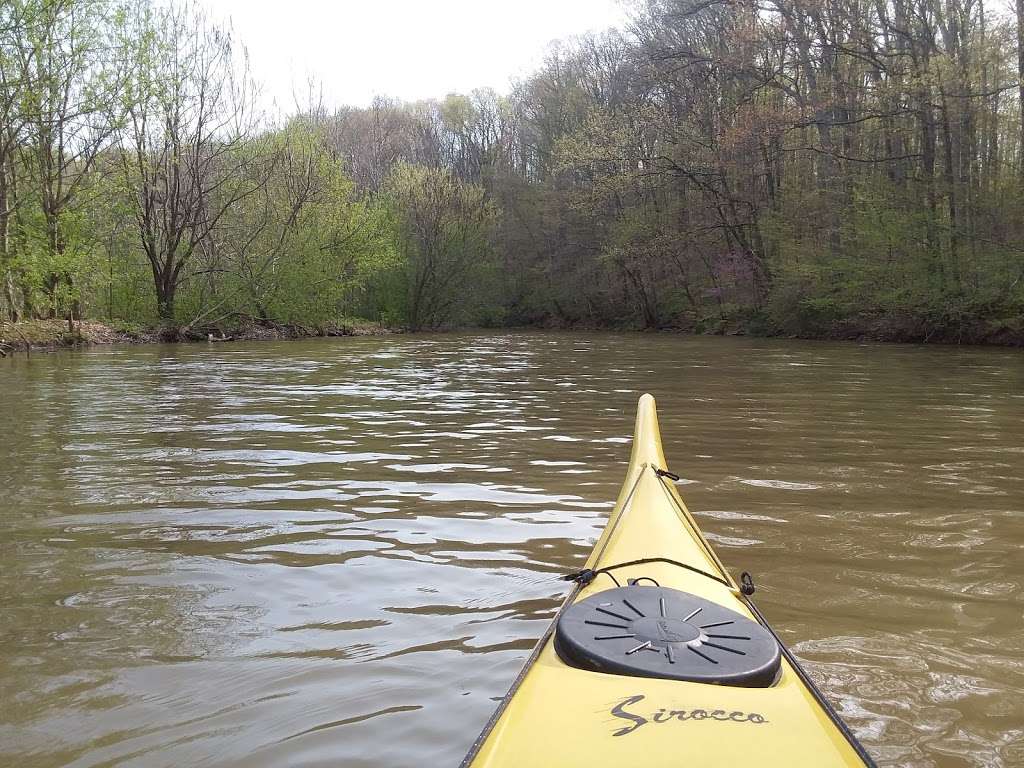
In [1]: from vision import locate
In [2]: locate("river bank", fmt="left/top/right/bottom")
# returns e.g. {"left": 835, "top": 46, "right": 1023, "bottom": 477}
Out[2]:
{"left": 692, "top": 310, "right": 1024, "bottom": 347}
{"left": 0, "top": 318, "right": 397, "bottom": 356}
{"left": 534, "top": 311, "right": 1024, "bottom": 347}
{"left": 3, "top": 310, "right": 1023, "bottom": 357}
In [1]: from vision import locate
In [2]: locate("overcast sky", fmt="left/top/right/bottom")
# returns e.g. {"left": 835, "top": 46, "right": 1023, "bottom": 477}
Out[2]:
{"left": 199, "top": 0, "right": 629, "bottom": 111}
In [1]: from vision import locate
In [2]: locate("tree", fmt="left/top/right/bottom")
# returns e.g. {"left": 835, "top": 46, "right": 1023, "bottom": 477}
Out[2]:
{"left": 385, "top": 163, "right": 496, "bottom": 330}
{"left": 116, "top": 1, "right": 264, "bottom": 329}
{"left": 14, "top": 0, "right": 123, "bottom": 323}
{"left": 212, "top": 118, "right": 392, "bottom": 328}
{"left": 0, "top": 2, "right": 28, "bottom": 320}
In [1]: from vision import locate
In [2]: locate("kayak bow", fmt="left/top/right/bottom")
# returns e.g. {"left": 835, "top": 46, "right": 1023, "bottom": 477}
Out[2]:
{"left": 461, "top": 393, "right": 874, "bottom": 767}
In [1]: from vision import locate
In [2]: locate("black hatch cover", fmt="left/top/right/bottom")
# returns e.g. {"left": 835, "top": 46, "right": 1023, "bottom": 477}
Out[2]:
{"left": 554, "top": 585, "right": 781, "bottom": 687}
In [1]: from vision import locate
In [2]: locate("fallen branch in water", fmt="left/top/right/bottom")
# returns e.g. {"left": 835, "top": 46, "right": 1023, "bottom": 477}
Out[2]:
{"left": 0, "top": 323, "right": 31, "bottom": 357}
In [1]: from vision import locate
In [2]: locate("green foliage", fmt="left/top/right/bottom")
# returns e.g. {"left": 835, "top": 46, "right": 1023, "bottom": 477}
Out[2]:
{"left": 183, "top": 122, "right": 397, "bottom": 329}
{"left": 2, "top": 0, "right": 1022, "bottom": 345}
{"left": 381, "top": 163, "right": 499, "bottom": 330}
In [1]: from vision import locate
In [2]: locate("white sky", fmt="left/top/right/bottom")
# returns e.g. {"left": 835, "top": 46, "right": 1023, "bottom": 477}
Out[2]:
{"left": 199, "top": 0, "right": 630, "bottom": 111}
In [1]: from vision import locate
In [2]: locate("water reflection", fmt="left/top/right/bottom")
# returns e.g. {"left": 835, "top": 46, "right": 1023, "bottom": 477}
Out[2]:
{"left": 1, "top": 333, "right": 1022, "bottom": 767}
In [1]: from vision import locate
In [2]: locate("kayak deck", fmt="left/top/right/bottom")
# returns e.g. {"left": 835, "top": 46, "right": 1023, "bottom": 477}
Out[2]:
{"left": 462, "top": 394, "right": 872, "bottom": 767}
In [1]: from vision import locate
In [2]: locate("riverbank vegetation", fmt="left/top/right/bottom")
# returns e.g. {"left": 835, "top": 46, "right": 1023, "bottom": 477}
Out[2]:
{"left": 1, "top": 0, "right": 1022, "bottom": 345}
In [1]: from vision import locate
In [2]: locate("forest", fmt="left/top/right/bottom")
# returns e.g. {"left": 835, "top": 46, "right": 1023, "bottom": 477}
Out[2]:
{"left": 1, "top": 0, "right": 1023, "bottom": 343}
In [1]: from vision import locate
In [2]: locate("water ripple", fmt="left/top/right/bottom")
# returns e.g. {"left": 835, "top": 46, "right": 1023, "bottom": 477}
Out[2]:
{"left": 1, "top": 333, "right": 1022, "bottom": 767}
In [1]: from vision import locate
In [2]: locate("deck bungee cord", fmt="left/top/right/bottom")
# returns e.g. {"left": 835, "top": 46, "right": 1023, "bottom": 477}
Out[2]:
{"left": 561, "top": 556, "right": 736, "bottom": 591}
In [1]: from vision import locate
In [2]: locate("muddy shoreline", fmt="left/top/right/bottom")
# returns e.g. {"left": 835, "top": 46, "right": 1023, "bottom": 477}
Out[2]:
{"left": 0, "top": 319, "right": 398, "bottom": 356}
{"left": 2, "top": 314, "right": 1022, "bottom": 357}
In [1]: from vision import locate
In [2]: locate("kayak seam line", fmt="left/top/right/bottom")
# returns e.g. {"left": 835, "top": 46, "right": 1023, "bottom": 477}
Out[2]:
{"left": 587, "top": 464, "right": 648, "bottom": 569}
{"left": 459, "top": 466, "right": 646, "bottom": 767}
{"left": 457, "top": 579, "right": 582, "bottom": 768}
{"left": 653, "top": 467, "right": 735, "bottom": 587}
{"left": 653, "top": 468, "right": 874, "bottom": 763}
{"left": 740, "top": 595, "right": 878, "bottom": 767}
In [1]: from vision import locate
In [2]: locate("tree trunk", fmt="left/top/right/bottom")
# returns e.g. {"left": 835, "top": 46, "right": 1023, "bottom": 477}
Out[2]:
{"left": 939, "top": 89, "right": 959, "bottom": 285}
{"left": 1018, "top": 0, "right": 1024, "bottom": 180}
{"left": 157, "top": 268, "right": 177, "bottom": 326}
{"left": 43, "top": 214, "right": 62, "bottom": 317}
{"left": 0, "top": 159, "right": 13, "bottom": 322}
{"left": 920, "top": 94, "right": 940, "bottom": 278}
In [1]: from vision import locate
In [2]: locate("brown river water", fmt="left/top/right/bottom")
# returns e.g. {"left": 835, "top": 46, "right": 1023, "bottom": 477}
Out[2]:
{"left": 1, "top": 332, "right": 1022, "bottom": 767}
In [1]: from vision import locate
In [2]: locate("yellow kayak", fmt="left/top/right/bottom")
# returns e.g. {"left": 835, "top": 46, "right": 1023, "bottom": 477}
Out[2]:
{"left": 461, "top": 394, "right": 874, "bottom": 767}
